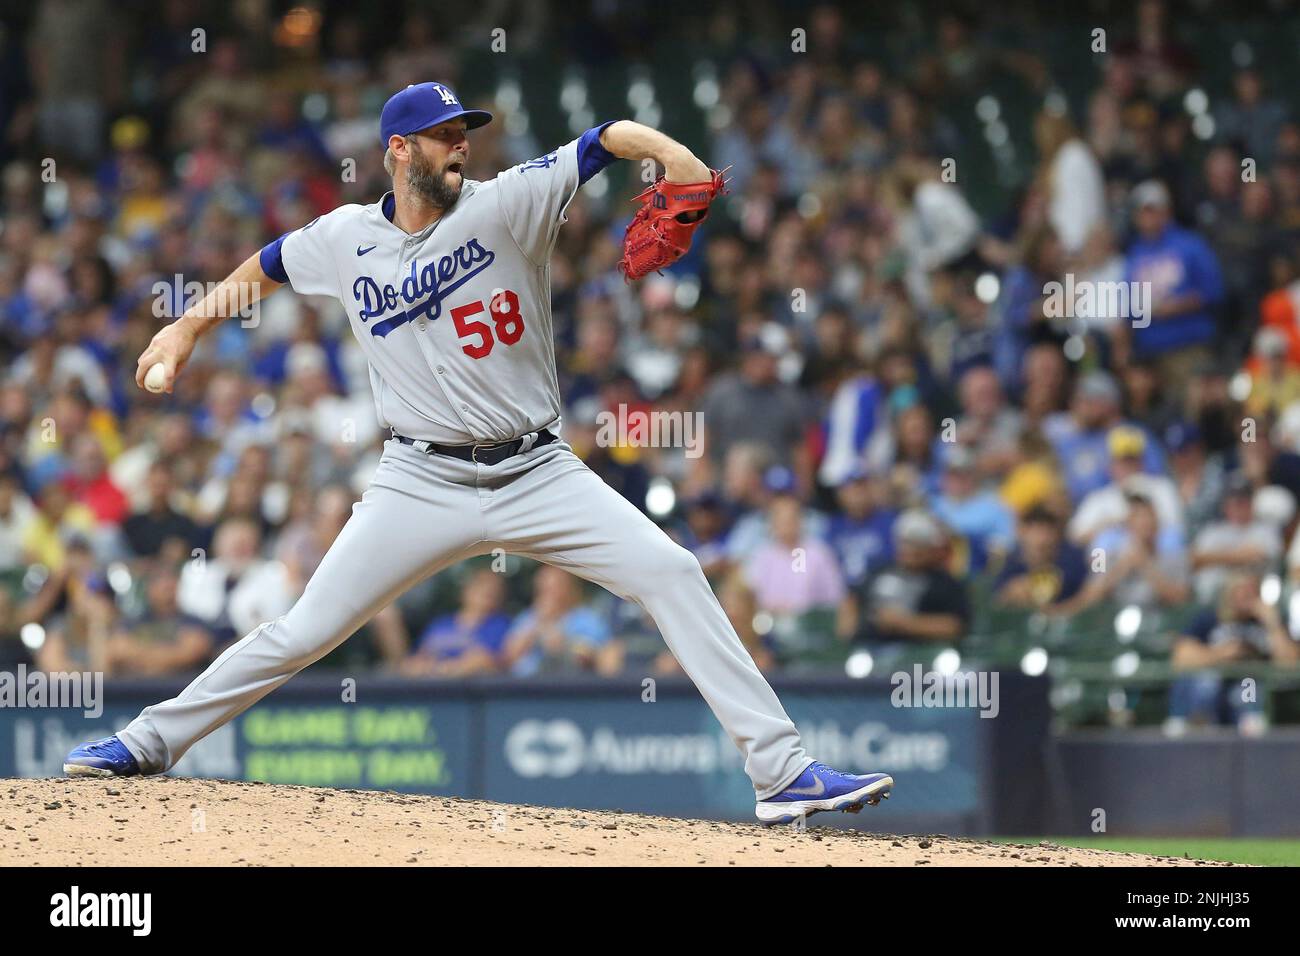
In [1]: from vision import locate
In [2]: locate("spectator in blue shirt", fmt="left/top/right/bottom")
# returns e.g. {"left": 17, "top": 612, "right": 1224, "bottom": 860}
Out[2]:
{"left": 994, "top": 224, "right": 1067, "bottom": 395}
{"left": 1043, "top": 370, "right": 1165, "bottom": 502}
{"left": 825, "top": 467, "right": 896, "bottom": 589}
{"left": 929, "top": 444, "right": 1015, "bottom": 575}
{"left": 403, "top": 568, "right": 511, "bottom": 677}
{"left": 671, "top": 490, "right": 733, "bottom": 581}
{"left": 1123, "top": 179, "right": 1225, "bottom": 375}
{"left": 501, "top": 566, "right": 622, "bottom": 677}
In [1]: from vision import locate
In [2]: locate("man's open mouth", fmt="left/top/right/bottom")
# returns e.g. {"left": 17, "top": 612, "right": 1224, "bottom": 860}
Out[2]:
{"left": 447, "top": 160, "right": 464, "bottom": 175}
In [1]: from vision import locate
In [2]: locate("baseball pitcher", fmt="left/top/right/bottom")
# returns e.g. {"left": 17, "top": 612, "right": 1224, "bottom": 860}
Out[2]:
{"left": 64, "top": 82, "right": 892, "bottom": 824}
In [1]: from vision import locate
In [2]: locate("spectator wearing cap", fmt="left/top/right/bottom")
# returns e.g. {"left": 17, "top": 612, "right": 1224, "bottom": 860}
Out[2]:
{"left": 725, "top": 463, "right": 828, "bottom": 563}
{"left": 855, "top": 509, "right": 969, "bottom": 646}
{"left": 929, "top": 444, "right": 1015, "bottom": 575}
{"left": 1058, "top": 493, "right": 1190, "bottom": 615}
{"left": 1044, "top": 370, "right": 1164, "bottom": 503}
{"left": 1244, "top": 327, "right": 1300, "bottom": 420}
{"left": 1190, "top": 473, "right": 1282, "bottom": 604}
{"left": 1169, "top": 571, "right": 1299, "bottom": 733}
{"left": 562, "top": 396, "right": 652, "bottom": 513}
{"left": 1119, "top": 179, "right": 1224, "bottom": 381}
{"left": 1068, "top": 425, "right": 1184, "bottom": 547}
{"left": 993, "top": 505, "right": 1089, "bottom": 609}
{"left": 824, "top": 468, "right": 897, "bottom": 589}
{"left": 671, "top": 490, "right": 733, "bottom": 581}
{"left": 699, "top": 325, "right": 809, "bottom": 471}
{"left": 1164, "top": 420, "right": 1226, "bottom": 538}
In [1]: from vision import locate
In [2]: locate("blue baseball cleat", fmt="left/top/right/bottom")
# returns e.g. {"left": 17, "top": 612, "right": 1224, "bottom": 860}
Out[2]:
{"left": 756, "top": 763, "right": 893, "bottom": 825}
{"left": 63, "top": 735, "right": 141, "bottom": 778}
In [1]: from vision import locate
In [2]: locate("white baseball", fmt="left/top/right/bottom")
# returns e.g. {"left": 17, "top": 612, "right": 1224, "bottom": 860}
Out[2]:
{"left": 144, "top": 363, "right": 168, "bottom": 394}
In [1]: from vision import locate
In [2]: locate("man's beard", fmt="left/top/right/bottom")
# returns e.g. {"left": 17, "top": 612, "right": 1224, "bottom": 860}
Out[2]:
{"left": 406, "top": 146, "right": 463, "bottom": 210}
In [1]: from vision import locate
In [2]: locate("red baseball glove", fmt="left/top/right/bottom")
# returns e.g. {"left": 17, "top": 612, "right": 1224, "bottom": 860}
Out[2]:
{"left": 617, "top": 167, "right": 729, "bottom": 281}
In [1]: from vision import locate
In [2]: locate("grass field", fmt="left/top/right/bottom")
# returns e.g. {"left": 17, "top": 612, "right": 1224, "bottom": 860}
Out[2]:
{"left": 998, "top": 837, "right": 1300, "bottom": 867}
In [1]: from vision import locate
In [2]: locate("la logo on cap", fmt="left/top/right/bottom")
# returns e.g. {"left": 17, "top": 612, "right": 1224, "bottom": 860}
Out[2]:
{"left": 434, "top": 84, "right": 459, "bottom": 106}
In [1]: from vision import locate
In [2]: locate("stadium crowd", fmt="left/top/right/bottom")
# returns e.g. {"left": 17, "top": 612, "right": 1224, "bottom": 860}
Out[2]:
{"left": 2, "top": 1, "right": 1299, "bottom": 729}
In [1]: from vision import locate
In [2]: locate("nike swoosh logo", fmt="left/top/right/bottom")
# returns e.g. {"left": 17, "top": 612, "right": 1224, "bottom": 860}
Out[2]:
{"left": 357, "top": 245, "right": 377, "bottom": 256}
{"left": 783, "top": 777, "right": 827, "bottom": 797}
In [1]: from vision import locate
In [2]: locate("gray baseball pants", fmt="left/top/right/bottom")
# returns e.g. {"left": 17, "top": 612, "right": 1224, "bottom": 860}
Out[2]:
{"left": 118, "top": 437, "right": 812, "bottom": 797}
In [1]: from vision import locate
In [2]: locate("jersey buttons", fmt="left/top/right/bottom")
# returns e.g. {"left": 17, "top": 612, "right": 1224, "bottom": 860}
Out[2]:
{"left": 436, "top": 365, "right": 445, "bottom": 374}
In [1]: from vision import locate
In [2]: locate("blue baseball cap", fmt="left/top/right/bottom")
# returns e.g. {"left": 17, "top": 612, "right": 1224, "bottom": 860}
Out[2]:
{"left": 379, "top": 82, "right": 493, "bottom": 148}
{"left": 1163, "top": 420, "right": 1202, "bottom": 453}
{"left": 763, "top": 465, "right": 797, "bottom": 496}
{"left": 837, "top": 464, "right": 873, "bottom": 487}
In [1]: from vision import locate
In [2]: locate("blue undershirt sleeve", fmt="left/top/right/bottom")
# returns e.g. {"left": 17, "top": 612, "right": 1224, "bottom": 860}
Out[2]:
{"left": 259, "top": 233, "right": 291, "bottom": 284}
{"left": 576, "top": 121, "right": 620, "bottom": 185}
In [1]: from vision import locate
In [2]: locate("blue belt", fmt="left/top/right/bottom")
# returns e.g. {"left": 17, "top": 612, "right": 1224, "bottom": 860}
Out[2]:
{"left": 393, "top": 428, "right": 557, "bottom": 466}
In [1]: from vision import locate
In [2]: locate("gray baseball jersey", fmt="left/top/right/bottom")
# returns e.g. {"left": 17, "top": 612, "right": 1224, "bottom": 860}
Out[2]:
{"left": 276, "top": 142, "right": 582, "bottom": 444}
{"left": 115, "top": 132, "right": 816, "bottom": 803}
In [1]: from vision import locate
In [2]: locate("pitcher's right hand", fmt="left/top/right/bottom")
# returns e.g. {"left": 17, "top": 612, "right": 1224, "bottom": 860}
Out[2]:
{"left": 135, "top": 319, "right": 199, "bottom": 394}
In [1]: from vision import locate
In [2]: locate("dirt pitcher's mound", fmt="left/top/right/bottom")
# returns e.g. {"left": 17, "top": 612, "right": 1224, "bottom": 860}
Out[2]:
{"left": 2, "top": 777, "right": 1227, "bottom": 867}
